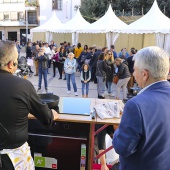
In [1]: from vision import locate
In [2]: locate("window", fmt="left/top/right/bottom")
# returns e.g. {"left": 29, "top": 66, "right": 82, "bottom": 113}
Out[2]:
{"left": 10, "top": 12, "right": 17, "bottom": 20}
{"left": 11, "top": 0, "right": 17, "bottom": 2}
{"left": 3, "top": 0, "right": 10, "bottom": 3}
{"left": 0, "top": 12, "right": 3, "bottom": 20}
{"left": 52, "top": 0, "right": 62, "bottom": 10}
{"left": 28, "top": 11, "right": 37, "bottom": 24}
{"left": 18, "top": 12, "right": 24, "bottom": 21}
{"left": 4, "top": 12, "right": 9, "bottom": 20}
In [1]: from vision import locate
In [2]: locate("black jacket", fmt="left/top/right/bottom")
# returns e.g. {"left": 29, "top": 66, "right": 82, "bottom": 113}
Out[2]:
{"left": 117, "top": 61, "right": 131, "bottom": 79}
{"left": 0, "top": 70, "right": 53, "bottom": 150}
{"left": 106, "top": 61, "right": 115, "bottom": 82}
{"left": 26, "top": 46, "right": 32, "bottom": 58}
{"left": 90, "top": 50, "right": 102, "bottom": 68}
{"left": 35, "top": 53, "right": 49, "bottom": 69}
{"left": 127, "top": 55, "right": 134, "bottom": 74}
{"left": 96, "top": 60, "right": 111, "bottom": 78}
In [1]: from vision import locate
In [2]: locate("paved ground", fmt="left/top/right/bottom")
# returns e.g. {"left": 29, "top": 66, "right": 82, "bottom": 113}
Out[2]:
{"left": 20, "top": 51, "right": 122, "bottom": 99}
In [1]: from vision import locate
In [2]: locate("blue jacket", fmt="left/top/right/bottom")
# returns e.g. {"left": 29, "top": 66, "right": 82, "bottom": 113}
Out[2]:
{"left": 113, "top": 81, "right": 170, "bottom": 170}
{"left": 64, "top": 58, "right": 76, "bottom": 74}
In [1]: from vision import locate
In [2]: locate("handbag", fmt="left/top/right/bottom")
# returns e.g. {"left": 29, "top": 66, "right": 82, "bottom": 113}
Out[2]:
{"left": 113, "top": 75, "right": 119, "bottom": 84}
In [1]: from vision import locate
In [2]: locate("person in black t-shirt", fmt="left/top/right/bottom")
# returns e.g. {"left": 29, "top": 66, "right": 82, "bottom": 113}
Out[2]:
{"left": 0, "top": 40, "right": 58, "bottom": 169}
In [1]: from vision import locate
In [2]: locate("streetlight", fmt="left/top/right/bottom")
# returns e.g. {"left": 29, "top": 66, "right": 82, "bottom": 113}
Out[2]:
{"left": 25, "top": 6, "right": 36, "bottom": 43}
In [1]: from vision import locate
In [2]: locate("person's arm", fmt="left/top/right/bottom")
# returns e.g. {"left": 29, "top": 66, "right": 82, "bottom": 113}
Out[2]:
{"left": 42, "top": 54, "right": 49, "bottom": 61}
{"left": 64, "top": 59, "right": 68, "bottom": 70}
{"left": 80, "top": 71, "right": 84, "bottom": 81}
{"left": 103, "top": 61, "right": 111, "bottom": 73}
{"left": 113, "top": 99, "right": 143, "bottom": 157}
{"left": 27, "top": 82, "right": 58, "bottom": 126}
{"left": 117, "top": 63, "right": 124, "bottom": 77}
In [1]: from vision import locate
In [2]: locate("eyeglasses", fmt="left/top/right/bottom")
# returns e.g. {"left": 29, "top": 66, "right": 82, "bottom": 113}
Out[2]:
{"left": 13, "top": 62, "right": 18, "bottom": 67}
{"left": 0, "top": 61, "right": 18, "bottom": 67}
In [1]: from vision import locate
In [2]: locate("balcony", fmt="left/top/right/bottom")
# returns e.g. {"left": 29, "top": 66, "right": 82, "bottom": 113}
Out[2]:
{"left": 25, "top": 0, "right": 38, "bottom": 7}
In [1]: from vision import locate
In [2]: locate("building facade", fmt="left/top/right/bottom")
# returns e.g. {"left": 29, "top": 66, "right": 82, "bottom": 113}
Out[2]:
{"left": 39, "top": 0, "right": 81, "bottom": 25}
{"left": 0, "top": 0, "right": 39, "bottom": 44}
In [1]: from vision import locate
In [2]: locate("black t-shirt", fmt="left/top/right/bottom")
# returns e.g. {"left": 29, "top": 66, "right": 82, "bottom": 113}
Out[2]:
{"left": 0, "top": 70, "right": 53, "bottom": 150}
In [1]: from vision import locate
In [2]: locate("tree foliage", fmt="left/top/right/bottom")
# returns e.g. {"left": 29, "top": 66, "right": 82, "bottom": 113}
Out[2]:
{"left": 80, "top": 0, "right": 170, "bottom": 23}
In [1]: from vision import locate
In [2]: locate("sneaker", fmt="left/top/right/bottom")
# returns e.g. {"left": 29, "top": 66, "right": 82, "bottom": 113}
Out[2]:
{"left": 67, "top": 90, "right": 71, "bottom": 94}
{"left": 109, "top": 93, "right": 115, "bottom": 97}
{"left": 75, "top": 92, "right": 78, "bottom": 96}
{"left": 37, "top": 87, "right": 41, "bottom": 92}
{"left": 98, "top": 95, "right": 105, "bottom": 99}
{"left": 58, "top": 77, "right": 62, "bottom": 79}
{"left": 45, "top": 88, "right": 48, "bottom": 93}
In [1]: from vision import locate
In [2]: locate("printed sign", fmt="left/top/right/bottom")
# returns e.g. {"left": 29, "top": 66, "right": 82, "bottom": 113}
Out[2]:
{"left": 80, "top": 144, "right": 86, "bottom": 170}
{"left": 34, "top": 154, "right": 57, "bottom": 169}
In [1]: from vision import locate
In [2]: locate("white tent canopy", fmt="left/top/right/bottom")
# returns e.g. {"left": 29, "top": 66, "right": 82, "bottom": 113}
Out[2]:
{"left": 114, "top": 0, "right": 170, "bottom": 34}
{"left": 77, "top": 5, "right": 127, "bottom": 34}
{"left": 51, "top": 9, "right": 90, "bottom": 33}
{"left": 51, "top": 9, "right": 90, "bottom": 45}
{"left": 30, "top": 11, "right": 63, "bottom": 33}
{"left": 112, "top": 0, "right": 170, "bottom": 54}
{"left": 30, "top": 11, "right": 64, "bottom": 43}
{"left": 76, "top": 5, "right": 127, "bottom": 48}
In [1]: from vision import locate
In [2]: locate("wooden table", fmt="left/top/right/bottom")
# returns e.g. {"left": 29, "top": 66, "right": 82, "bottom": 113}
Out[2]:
{"left": 28, "top": 98, "right": 121, "bottom": 170}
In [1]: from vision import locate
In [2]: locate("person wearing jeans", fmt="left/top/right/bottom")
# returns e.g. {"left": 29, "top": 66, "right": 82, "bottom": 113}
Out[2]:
{"left": 114, "top": 58, "right": 131, "bottom": 100}
{"left": 35, "top": 47, "right": 49, "bottom": 93}
{"left": 80, "top": 63, "right": 91, "bottom": 98}
{"left": 96, "top": 53, "right": 111, "bottom": 99}
{"left": 64, "top": 52, "right": 78, "bottom": 96}
{"left": 106, "top": 50, "right": 115, "bottom": 97}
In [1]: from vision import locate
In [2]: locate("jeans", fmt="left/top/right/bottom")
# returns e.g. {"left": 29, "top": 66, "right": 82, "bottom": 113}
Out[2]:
{"left": 96, "top": 76, "right": 105, "bottom": 96}
{"left": 107, "top": 81, "right": 113, "bottom": 94}
{"left": 116, "top": 77, "right": 130, "bottom": 99}
{"left": 82, "top": 82, "right": 89, "bottom": 95}
{"left": 66, "top": 73, "right": 77, "bottom": 92}
{"left": 38, "top": 68, "right": 48, "bottom": 89}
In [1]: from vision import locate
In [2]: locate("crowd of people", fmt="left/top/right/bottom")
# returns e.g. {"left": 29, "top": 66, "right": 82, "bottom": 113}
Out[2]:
{"left": 1, "top": 40, "right": 170, "bottom": 170}
{"left": 21, "top": 40, "right": 137, "bottom": 100}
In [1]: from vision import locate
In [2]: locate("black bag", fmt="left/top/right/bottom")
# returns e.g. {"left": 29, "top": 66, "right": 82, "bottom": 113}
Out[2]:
{"left": 110, "top": 162, "right": 120, "bottom": 170}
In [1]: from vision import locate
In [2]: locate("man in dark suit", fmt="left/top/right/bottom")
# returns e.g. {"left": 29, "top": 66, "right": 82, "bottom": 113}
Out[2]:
{"left": 113, "top": 46, "right": 170, "bottom": 170}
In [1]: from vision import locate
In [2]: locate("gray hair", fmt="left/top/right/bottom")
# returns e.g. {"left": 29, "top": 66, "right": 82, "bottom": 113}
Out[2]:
{"left": 0, "top": 40, "right": 17, "bottom": 67}
{"left": 68, "top": 52, "right": 74, "bottom": 57}
{"left": 133, "top": 46, "right": 169, "bottom": 79}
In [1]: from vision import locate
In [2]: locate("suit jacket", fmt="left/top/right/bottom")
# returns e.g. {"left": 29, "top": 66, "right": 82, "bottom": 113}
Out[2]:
{"left": 113, "top": 81, "right": 170, "bottom": 170}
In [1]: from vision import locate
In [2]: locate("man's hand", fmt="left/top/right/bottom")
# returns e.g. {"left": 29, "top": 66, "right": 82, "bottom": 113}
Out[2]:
{"left": 113, "top": 124, "right": 119, "bottom": 130}
{"left": 51, "top": 109, "right": 59, "bottom": 120}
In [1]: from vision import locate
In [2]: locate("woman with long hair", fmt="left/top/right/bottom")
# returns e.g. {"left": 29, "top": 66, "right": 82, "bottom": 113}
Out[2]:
{"left": 105, "top": 50, "right": 115, "bottom": 97}
{"left": 96, "top": 53, "right": 111, "bottom": 99}
{"left": 58, "top": 46, "right": 67, "bottom": 79}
